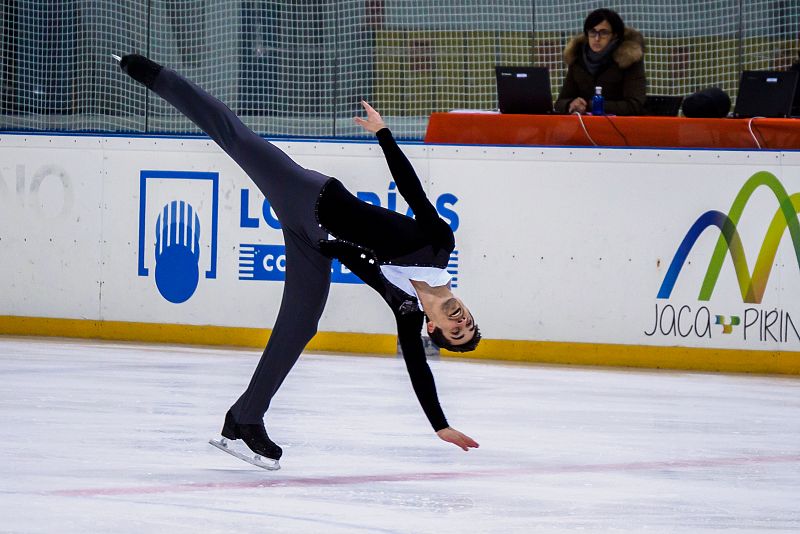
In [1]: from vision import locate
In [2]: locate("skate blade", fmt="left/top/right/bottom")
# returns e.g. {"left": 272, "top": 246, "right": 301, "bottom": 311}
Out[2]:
{"left": 209, "top": 437, "right": 280, "bottom": 471}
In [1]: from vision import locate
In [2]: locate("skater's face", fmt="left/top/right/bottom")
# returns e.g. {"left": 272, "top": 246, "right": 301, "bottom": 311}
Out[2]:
{"left": 427, "top": 297, "right": 476, "bottom": 346}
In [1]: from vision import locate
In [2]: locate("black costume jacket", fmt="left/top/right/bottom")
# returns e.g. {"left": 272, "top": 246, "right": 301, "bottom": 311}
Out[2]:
{"left": 316, "top": 128, "right": 454, "bottom": 431}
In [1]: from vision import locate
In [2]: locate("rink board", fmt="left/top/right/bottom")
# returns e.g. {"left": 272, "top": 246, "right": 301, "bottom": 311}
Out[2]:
{"left": 0, "top": 133, "right": 799, "bottom": 374}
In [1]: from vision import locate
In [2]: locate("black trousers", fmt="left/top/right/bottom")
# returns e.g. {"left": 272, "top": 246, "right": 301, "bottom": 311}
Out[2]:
{"left": 150, "top": 68, "right": 332, "bottom": 424}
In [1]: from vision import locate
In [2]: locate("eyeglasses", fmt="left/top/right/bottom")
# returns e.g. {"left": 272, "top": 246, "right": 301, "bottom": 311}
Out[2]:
{"left": 588, "top": 29, "right": 612, "bottom": 39}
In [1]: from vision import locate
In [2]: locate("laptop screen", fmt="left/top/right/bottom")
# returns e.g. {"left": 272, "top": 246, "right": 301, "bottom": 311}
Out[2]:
{"left": 734, "top": 70, "right": 799, "bottom": 118}
{"left": 495, "top": 66, "right": 553, "bottom": 114}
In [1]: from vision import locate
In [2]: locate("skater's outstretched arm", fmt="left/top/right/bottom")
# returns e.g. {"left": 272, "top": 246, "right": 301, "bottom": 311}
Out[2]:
{"left": 354, "top": 102, "right": 442, "bottom": 226}
{"left": 354, "top": 101, "right": 454, "bottom": 251}
{"left": 395, "top": 312, "right": 449, "bottom": 431}
{"left": 396, "top": 312, "right": 479, "bottom": 451}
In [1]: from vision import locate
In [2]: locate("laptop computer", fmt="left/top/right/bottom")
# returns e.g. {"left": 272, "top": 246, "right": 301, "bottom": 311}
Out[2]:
{"left": 495, "top": 66, "right": 553, "bottom": 114}
{"left": 792, "top": 67, "right": 800, "bottom": 117}
{"left": 733, "top": 70, "right": 799, "bottom": 118}
{"left": 644, "top": 95, "right": 684, "bottom": 116}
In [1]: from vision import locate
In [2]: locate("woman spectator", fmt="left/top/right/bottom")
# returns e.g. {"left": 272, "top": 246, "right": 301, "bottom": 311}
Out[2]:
{"left": 555, "top": 8, "right": 646, "bottom": 115}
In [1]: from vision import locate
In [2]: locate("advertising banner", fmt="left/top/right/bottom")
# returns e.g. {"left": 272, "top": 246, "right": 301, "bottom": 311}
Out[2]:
{"left": 1, "top": 134, "right": 798, "bottom": 361}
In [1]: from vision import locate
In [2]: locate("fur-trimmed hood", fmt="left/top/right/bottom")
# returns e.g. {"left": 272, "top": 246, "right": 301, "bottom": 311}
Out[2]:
{"left": 563, "top": 27, "right": 644, "bottom": 69}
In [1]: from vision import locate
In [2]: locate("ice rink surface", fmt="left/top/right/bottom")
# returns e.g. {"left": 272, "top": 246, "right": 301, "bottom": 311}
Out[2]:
{"left": 1, "top": 336, "right": 798, "bottom": 533}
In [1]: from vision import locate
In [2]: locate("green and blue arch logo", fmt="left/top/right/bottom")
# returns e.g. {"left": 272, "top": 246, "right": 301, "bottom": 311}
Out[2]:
{"left": 657, "top": 171, "right": 800, "bottom": 304}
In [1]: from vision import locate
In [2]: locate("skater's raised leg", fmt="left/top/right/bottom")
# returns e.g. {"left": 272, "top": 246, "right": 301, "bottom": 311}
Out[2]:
{"left": 118, "top": 54, "right": 328, "bottom": 232}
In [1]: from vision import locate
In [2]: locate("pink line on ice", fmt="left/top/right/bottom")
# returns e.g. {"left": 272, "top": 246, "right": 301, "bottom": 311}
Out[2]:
{"left": 48, "top": 454, "right": 800, "bottom": 498}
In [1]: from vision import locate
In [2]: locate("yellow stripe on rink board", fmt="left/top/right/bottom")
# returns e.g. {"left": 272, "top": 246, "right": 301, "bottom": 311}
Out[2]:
{"left": 0, "top": 315, "right": 798, "bottom": 375}
{"left": 448, "top": 339, "right": 800, "bottom": 375}
{"left": 0, "top": 315, "right": 397, "bottom": 355}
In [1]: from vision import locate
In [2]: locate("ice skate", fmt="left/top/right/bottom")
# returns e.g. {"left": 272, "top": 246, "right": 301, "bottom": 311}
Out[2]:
{"left": 116, "top": 53, "right": 163, "bottom": 89}
{"left": 209, "top": 411, "right": 282, "bottom": 470}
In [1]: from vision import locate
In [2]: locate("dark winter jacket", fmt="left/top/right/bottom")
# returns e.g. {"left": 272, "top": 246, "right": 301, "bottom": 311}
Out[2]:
{"left": 554, "top": 27, "right": 647, "bottom": 116}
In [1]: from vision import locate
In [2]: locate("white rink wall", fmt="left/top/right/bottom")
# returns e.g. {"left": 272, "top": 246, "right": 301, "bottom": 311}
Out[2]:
{"left": 1, "top": 133, "right": 799, "bottom": 364}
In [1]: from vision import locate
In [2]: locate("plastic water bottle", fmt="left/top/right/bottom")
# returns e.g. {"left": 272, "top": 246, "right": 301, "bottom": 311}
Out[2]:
{"left": 592, "top": 86, "right": 605, "bottom": 115}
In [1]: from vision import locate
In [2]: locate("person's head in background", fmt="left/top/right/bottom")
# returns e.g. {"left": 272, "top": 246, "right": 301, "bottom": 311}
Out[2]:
{"left": 583, "top": 8, "right": 625, "bottom": 54}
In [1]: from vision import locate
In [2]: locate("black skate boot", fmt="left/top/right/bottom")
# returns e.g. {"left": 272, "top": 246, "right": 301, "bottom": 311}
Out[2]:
{"left": 118, "top": 54, "right": 163, "bottom": 89}
{"left": 209, "top": 410, "right": 282, "bottom": 470}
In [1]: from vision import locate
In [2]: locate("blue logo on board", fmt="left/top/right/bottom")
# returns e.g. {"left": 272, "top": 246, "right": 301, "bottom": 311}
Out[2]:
{"left": 137, "top": 174, "right": 460, "bottom": 303}
{"left": 138, "top": 170, "right": 219, "bottom": 303}
{"left": 238, "top": 243, "right": 364, "bottom": 284}
{"left": 238, "top": 182, "right": 460, "bottom": 287}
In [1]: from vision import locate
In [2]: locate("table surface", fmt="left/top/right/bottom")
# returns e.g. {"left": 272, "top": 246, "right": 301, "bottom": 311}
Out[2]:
{"left": 424, "top": 112, "right": 800, "bottom": 150}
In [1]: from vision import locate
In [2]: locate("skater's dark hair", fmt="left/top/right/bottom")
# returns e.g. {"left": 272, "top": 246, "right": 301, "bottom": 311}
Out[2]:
{"left": 427, "top": 321, "right": 482, "bottom": 353}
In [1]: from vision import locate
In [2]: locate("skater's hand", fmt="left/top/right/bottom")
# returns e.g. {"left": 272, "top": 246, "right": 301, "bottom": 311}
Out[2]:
{"left": 436, "top": 427, "right": 479, "bottom": 451}
{"left": 354, "top": 100, "right": 386, "bottom": 133}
